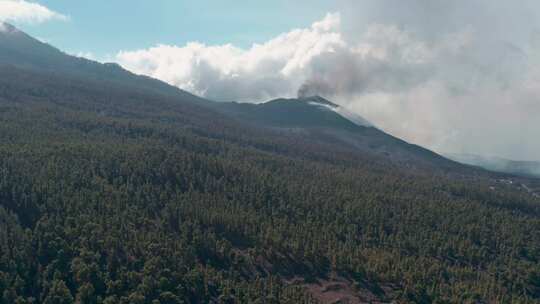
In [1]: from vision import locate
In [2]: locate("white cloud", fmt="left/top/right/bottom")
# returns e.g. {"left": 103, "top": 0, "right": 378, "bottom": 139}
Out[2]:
{"left": 72, "top": 51, "right": 96, "bottom": 61}
{"left": 0, "top": 0, "right": 67, "bottom": 25}
{"left": 116, "top": 13, "right": 344, "bottom": 101}
{"left": 114, "top": 13, "right": 441, "bottom": 103}
{"left": 115, "top": 4, "right": 540, "bottom": 161}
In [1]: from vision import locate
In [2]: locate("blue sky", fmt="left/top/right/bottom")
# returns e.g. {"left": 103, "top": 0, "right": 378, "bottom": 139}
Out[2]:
{"left": 15, "top": 0, "right": 350, "bottom": 58}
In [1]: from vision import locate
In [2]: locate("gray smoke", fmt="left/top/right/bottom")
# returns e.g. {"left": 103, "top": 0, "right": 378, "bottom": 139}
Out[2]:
{"left": 297, "top": 77, "right": 336, "bottom": 98}
{"left": 294, "top": 0, "right": 540, "bottom": 161}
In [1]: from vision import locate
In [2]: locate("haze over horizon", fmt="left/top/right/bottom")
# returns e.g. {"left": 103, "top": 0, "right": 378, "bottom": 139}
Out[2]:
{"left": 2, "top": 0, "right": 539, "bottom": 161}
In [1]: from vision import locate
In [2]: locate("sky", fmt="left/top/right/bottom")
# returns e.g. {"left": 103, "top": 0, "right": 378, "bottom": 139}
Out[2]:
{"left": 4, "top": 0, "right": 349, "bottom": 59}
{"left": 2, "top": 0, "right": 540, "bottom": 161}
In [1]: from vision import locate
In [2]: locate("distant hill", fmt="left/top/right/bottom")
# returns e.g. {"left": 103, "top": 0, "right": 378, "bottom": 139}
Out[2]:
{"left": 446, "top": 153, "right": 540, "bottom": 178}
{"left": 0, "top": 22, "right": 470, "bottom": 172}
{"left": 213, "top": 96, "right": 371, "bottom": 130}
{"left": 211, "top": 95, "right": 461, "bottom": 170}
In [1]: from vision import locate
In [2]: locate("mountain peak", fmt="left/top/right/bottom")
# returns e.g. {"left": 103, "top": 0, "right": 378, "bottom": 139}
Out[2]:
{"left": 0, "top": 22, "right": 20, "bottom": 34}
{"left": 298, "top": 95, "right": 338, "bottom": 107}
{"left": 0, "top": 21, "right": 46, "bottom": 47}
{"left": 297, "top": 96, "right": 373, "bottom": 128}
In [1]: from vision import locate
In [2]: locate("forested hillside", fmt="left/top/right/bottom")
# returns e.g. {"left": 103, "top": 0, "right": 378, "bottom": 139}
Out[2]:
{"left": 1, "top": 25, "right": 540, "bottom": 303}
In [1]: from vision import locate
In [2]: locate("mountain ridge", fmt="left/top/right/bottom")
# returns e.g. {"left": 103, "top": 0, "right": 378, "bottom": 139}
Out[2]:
{"left": 209, "top": 95, "right": 463, "bottom": 170}
{"left": 0, "top": 23, "right": 474, "bottom": 171}
{"left": 0, "top": 22, "right": 208, "bottom": 103}
{"left": 0, "top": 23, "right": 479, "bottom": 172}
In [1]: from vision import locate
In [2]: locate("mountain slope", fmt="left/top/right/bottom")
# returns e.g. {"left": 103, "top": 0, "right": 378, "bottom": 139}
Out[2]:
{"left": 212, "top": 95, "right": 461, "bottom": 170}
{"left": 0, "top": 22, "right": 205, "bottom": 101}
{"left": 213, "top": 96, "right": 370, "bottom": 130}
{"left": 1, "top": 25, "right": 540, "bottom": 303}
{"left": 0, "top": 22, "right": 470, "bottom": 171}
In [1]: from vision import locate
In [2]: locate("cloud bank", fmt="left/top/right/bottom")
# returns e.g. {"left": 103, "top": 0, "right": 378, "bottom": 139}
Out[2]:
{"left": 0, "top": 0, "right": 67, "bottom": 25}
{"left": 116, "top": 1, "right": 540, "bottom": 161}
{"left": 117, "top": 13, "right": 343, "bottom": 101}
